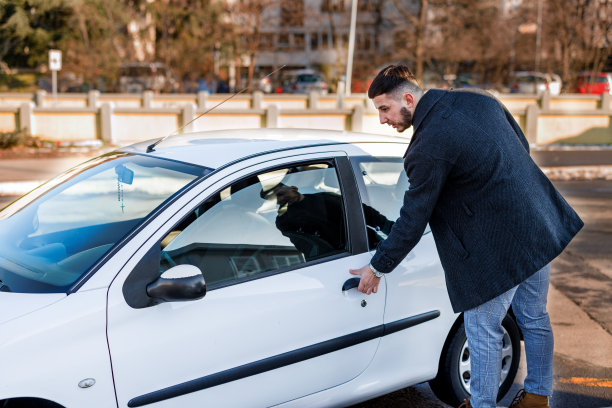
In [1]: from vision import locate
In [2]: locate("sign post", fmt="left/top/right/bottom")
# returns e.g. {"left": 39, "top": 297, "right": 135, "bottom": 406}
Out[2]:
{"left": 345, "top": 0, "right": 358, "bottom": 96}
{"left": 49, "top": 50, "right": 62, "bottom": 105}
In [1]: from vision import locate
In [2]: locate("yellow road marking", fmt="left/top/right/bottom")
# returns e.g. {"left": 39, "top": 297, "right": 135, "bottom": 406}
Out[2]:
{"left": 559, "top": 377, "right": 612, "bottom": 387}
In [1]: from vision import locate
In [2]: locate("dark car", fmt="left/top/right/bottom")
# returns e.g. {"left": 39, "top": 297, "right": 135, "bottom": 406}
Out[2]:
{"left": 118, "top": 62, "right": 178, "bottom": 93}
{"left": 281, "top": 70, "right": 328, "bottom": 94}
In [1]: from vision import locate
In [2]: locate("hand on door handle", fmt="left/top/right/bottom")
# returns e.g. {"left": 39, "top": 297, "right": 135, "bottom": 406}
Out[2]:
{"left": 342, "top": 277, "right": 361, "bottom": 291}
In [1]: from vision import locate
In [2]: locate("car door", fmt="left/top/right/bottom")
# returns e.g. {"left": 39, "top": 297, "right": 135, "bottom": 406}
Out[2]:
{"left": 346, "top": 142, "right": 456, "bottom": 384}
{"left": 106, "top": 151, "right": 386, "bottom": 407}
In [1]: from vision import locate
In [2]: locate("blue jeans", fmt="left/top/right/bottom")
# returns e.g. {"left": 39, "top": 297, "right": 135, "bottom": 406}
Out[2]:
{"left": 464, "top": 264, "right": 553, "bottom": 408}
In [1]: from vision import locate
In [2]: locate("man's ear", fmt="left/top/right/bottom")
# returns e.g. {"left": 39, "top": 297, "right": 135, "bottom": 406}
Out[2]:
{"left": 402, "top": 92, "right": 415, "bottom": 108}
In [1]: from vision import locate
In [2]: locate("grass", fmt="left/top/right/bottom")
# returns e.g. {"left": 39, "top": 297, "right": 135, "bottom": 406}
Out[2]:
{"left": 0, "top": 73, "right": 40, "bottom": 92}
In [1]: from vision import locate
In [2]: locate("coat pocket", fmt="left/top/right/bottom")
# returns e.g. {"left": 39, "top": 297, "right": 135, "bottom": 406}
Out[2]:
{"left": 439, "top": 222, "right": 469, "bottom": 260}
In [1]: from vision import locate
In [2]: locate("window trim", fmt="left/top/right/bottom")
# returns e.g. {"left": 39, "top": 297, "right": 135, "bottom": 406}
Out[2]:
{"left": 349, "top": 156, "right": 407, "bottom": 251}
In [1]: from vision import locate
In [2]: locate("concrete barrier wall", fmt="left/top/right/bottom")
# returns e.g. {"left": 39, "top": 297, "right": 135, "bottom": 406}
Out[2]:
{"left": 32, "top": 110, "right": 97, "bottom": 140}
{"left": 0, "top": 93, "right": 33, "bottom": 108}
{"left": 537, "top": 114, "right": 612, "bottom": 144}
{"left": 111, "top": 109, "right": 180, "bottom": 145}
{"left": 0, "top": 110, "right": 17, "bottom": 132}
{"left": 13, "top": 89, "right": 606, "bottom": 111}
{"left": 1, "top": 90, "right": 610, "bottom": 146}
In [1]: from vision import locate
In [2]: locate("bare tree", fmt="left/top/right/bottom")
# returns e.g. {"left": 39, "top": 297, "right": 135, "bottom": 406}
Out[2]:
{"left": 543, "top": 0, "right": 612, "bottom": 87}
{"left": 390, "top": 0, "right": 428, "bottom": 83}
{"left": 146, "top": 0, "right": 227, "bottom": 87}
{"left": 226, "top": 0, "right": 277, "bottom": 90}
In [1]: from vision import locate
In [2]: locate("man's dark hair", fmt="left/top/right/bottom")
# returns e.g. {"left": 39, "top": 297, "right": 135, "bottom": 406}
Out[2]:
{"left": 260, "top": 182, "right": 288, "bottom": 199}
{"left": 368, "top": 65, "right": 421, "bottom": 99}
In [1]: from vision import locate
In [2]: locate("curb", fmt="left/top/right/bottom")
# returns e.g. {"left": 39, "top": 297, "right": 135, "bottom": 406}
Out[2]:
{"left": 542, "top": 165, "right": 612, "bottom": 181}
{"left": 548, "top": 284, "right": 612, "bottom": 369}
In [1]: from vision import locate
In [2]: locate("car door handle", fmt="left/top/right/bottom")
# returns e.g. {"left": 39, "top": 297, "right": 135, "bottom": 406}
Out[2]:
{"left": 342, "top": 277, "right": 360, "bottom": 292}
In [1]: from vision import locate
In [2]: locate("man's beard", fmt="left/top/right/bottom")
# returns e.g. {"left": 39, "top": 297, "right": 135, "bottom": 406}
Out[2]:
{"left": 396, "top": 107, "right": 413, "bottom": 132}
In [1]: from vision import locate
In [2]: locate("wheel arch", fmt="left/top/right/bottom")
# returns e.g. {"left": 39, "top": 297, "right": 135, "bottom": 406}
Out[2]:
{"left": 435, "top": 308, "right": 522, "bottom": 375}
{"left": 435, "top": 312, "right": 465, "bottom": 376}
{"left": 0, "top": 397, "right": 66, "bottom": 408}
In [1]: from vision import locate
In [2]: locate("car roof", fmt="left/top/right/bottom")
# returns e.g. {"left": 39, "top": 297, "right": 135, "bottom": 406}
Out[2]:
{"left": 578, "top": 71, "right": 607, "bottom": 77}
{"left": 513, "top": 71, "right": 549, "bottom": 78}
{"left": 120, "top": 61, "right": 168, "bottom": 68}
{"left": 120, "top": 128, "right": 409, "bottom": 169}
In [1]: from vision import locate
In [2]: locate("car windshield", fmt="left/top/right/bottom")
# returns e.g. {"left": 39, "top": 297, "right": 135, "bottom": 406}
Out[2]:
{"left": 0, "top": 152, "right": 209, "bottom": 294}
{"left": 581, "top": 75, "right": 607, "bottom": 83}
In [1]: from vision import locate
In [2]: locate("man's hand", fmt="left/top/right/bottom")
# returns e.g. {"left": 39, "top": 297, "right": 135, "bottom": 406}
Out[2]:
{"left": 349, "top": 264, "right": 381, "bottom": 295}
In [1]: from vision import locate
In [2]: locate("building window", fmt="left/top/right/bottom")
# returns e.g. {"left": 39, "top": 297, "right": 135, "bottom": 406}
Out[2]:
{"left": 259, "top": 33, "right": 275, "bottom": 51}
{"left": 281, "top": 0, "right": 304, "bottom": 27}
{"left": 321, "top": 0, "right": 345, "bottom": 12}
{"left": 358, "top": 0, "right": 377, "bottom": 11}
{"left": 293, "top": 33, "right": 306, "bottom": 50}
{"left": 309, "top": 33, "right": 318, "bottom": 50}
{"left": 321, "top": 32, "right": 330, "bottom": 49}
{"left": 278, "top": 33, "right": 290, "bottom": 48}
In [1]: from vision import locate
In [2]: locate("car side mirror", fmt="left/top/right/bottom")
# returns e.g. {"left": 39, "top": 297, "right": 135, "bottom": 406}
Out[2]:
{"left": 146, "top": 265, "right": 206, "bottom": 303}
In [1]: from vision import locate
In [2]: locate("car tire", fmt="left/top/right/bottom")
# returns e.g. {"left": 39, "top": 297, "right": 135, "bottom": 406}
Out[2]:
{"left": 429, "top": 315, "right": 521, "bottom": 407}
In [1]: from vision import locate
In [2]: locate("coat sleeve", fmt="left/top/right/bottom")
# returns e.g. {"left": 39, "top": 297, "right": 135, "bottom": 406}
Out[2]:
{"left": 369, "top": 149, "right": 452, "bottom": 273}
{"left": 503, "top": 105, "right": 529, "bottom": 153}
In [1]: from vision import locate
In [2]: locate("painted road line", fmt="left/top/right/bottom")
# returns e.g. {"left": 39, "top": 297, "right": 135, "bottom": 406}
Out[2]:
{"left": 559, "top": 377, "right": 612, "bottom": 387}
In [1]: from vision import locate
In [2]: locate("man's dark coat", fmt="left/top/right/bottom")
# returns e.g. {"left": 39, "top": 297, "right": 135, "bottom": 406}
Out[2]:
{"left": 370, "top": 88, "right": 583, "bottom": 312}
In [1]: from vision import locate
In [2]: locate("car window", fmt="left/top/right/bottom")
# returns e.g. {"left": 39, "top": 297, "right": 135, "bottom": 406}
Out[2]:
{"left": 159, "top": 161, "right": 349, "bottom": 288}
{"left": 351, "top": 157, "right": 405, "bottom": 250}
{"left": 0, "top": 152, "right": 207, "bottom": 293}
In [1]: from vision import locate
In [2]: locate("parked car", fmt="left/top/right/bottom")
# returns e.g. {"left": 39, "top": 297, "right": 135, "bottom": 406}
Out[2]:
{"left": 257, "top": 76, "right": 273, "bottom": 93}
{"left": 510, "top": 71, "right": 562, "bottom": 95}
{"left": 573, "top": 72, "right": 612, "bottom": 95}
{"left": 0, "top": 129, "right": 521, "bottom": 408}
{"left": 118, "top": 62, "right": 178, "bottom": 93}
{"left": 281, "top": 69, "right": 328, "bottom": 94}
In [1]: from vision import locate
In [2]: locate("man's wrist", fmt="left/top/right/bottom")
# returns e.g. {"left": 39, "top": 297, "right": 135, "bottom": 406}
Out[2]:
{"left": 369, "top": 263, "right": 384, "bottom": 278}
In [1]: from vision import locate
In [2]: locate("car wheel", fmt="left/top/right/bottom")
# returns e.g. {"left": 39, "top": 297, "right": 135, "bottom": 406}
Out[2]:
{"left": 429, "top": 315, "right": 521, "bottom": 407}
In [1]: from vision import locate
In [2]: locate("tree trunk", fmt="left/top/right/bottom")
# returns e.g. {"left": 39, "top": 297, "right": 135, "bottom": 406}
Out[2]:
{"left": 414, "top": 0, "right": 428, "bottom": 83}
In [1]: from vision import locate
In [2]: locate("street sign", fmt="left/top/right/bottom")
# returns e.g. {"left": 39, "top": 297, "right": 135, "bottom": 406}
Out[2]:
{"left": 49, "top": 50, "right": 62, "bottom": 105}
{"left": 518, "top": 23, "right": 537, "bottom": 34}
{"left": 49, "top": 50, "right": 62, "bottom": 71}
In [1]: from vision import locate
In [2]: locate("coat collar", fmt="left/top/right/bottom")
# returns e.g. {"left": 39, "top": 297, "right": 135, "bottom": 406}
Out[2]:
{"left": 411, "top": 88, "right": 447, "bottom": 134}
{"left": 403, "top": 89, "right": 447, "bottom": 158}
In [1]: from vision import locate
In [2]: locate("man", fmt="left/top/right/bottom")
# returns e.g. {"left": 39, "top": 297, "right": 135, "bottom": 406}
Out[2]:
{"left": 350, "top": 65, "right": 583, "bottom": 408}
{"left": 261, "top": 183, "right": 347, "bottom": 259}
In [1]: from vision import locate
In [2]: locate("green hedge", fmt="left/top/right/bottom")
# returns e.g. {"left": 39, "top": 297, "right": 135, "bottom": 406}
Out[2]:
{"left": 0, "top": 129, "right": 52, "bottom": 149}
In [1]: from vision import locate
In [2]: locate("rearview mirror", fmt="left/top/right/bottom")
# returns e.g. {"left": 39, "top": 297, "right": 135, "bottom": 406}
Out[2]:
{"left": 146, "top": 265, "right": 206, "bottom": 303}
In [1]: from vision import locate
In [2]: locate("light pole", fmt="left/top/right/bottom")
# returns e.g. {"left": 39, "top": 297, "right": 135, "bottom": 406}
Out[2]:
{"left": 535, "top": 0, "right": 543, "bottom": 71}
{"left": 345, "top": 0, "right": 358, "bottom": 96}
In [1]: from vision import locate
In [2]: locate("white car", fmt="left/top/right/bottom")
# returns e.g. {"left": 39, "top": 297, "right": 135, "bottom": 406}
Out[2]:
{"left": 0, "top": 129, "right": 520, "bottom": 408}
{"left": 510, "top": 71, "right": 562, "bottom": 95}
